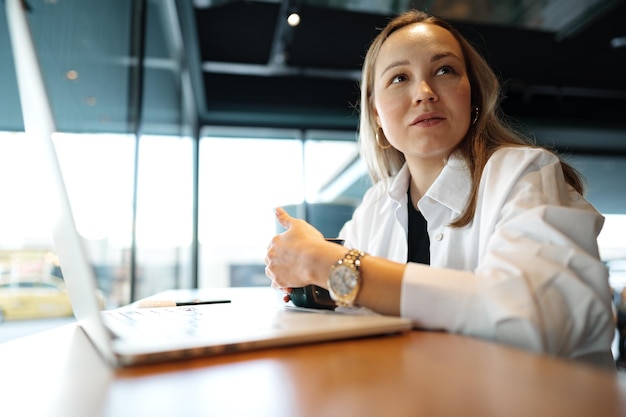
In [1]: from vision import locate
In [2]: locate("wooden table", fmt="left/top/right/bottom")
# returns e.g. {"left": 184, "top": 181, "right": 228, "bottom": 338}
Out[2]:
{"left": 1, "top": 297, "right": 625, "bottom": 417}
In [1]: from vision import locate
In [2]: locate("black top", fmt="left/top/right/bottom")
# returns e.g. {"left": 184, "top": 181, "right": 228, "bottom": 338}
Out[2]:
{"left": 407, "top": 190, "right": 430, "bottom": 265}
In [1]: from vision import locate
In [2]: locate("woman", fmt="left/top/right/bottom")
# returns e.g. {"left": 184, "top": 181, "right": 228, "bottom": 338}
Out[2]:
{"left": 265, "top": 10, "right": 615, "bottom": 369}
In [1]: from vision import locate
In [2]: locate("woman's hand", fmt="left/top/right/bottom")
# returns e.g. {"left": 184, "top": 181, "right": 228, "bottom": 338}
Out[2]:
{"left": 265, "top": 207, "right": 346, "bottom": 294}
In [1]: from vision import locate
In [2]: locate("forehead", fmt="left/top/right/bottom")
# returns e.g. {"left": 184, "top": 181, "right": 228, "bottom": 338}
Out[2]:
{"left": 376, "top": 23, "right": 463, "bottom": 65}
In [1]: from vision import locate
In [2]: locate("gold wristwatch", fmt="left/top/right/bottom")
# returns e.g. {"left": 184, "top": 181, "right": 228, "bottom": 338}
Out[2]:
{"left": 327, "top": 249, "right": 365, "bottom": 307}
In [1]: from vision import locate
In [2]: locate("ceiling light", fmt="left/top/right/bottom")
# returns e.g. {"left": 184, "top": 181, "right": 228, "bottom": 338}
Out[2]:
{"left": 193, "top": 0, "right": 211, "bottom": 8}
{"left": 287, "top": 12, "right": 300, "bottom": 27}
{"left": 611, "top": 36, "right": 626, "bottom": 48}
{"left": 65, "top": 70, "right": 78, "bottom": 81}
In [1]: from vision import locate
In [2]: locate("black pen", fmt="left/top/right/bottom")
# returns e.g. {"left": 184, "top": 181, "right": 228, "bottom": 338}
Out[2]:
{"left": 137, "top": 299, "right": 231, "bottom": 308}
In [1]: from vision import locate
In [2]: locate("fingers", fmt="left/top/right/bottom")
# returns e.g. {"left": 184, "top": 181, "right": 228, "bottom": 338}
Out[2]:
{"left": 268, "top": 273, "right": 292, "bottom": 304}
{"left": 265, "top": 248, "right": 284, "bottom": 288}
{"left": 275, "top": 207, "right": 292, "bottom": 229}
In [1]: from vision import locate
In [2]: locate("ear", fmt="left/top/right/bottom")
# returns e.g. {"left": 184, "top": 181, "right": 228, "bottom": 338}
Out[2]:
{"left": 372, "top": 104, "right": 381, "bottom": 127}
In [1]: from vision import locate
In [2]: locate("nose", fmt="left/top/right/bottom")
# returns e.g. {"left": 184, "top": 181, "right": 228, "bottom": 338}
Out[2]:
{"left": 415, "top": 80, "right": 437, "bottom": 103}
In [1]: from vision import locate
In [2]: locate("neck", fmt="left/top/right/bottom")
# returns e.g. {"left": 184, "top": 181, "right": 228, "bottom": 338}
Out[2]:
{"left": 406, "top": 157, "right": 445, "bottom": 206}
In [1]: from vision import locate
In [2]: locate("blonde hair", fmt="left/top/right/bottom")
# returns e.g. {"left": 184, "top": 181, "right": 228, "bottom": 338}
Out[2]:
{"left": 358, "top": 10, "right": 583, "bottom": 227}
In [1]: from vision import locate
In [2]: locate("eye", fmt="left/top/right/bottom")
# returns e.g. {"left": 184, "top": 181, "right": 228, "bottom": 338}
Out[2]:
{"left": 390, "top": 73, "right": 408, "bottom": 84}
{"left": 435, "top": 65, "right": 454, "bottom": 76}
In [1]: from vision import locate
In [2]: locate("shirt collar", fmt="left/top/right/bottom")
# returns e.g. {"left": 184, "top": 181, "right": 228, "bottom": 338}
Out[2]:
{"left": 389, "top": 164, "right": 411, "bottom": 203}
{"left": 385, "top": 153, "right": 471, "bottom": 215}
{"left": 424, "top": 153, "right": 471, "bottom": 215}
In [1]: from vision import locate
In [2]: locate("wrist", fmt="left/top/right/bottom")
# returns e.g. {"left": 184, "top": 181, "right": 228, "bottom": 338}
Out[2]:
{"left": 314, "top": 242, "right": 348, "bottom": 288}
{"left": 327, "top": 249, "right": 366, "bottom": 307}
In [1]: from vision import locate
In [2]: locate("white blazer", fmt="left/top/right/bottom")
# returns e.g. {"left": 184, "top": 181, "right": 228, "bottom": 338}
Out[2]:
{"left": 339, "top": 147, "right": 615, "bottom": 369}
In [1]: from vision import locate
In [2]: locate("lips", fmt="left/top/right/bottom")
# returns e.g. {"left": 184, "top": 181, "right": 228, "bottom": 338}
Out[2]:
{"left": 411, "top": 112, "right": 445, "bottom": 126}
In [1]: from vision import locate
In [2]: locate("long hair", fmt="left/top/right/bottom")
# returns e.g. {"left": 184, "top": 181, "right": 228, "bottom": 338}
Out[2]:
{"left": 358, "top": 10, "right": 584, "bottom": 227}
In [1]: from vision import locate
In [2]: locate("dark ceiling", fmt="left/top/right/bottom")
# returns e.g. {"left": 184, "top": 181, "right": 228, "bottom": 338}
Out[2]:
{"left": 182, "top": 0, "right": 626, "bottom": 146}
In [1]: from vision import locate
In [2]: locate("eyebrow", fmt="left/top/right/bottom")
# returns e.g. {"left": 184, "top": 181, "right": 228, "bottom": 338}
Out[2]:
{"left": 379, "top": 51, "right": 463, "bottom": 77}
{"left": 380, "top": 59, "right": 410, "bottom": 77}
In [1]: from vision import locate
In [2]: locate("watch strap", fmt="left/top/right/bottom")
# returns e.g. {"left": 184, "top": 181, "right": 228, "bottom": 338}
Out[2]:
{"left": 329, "top": 249, "right": 366, "bottom": 307}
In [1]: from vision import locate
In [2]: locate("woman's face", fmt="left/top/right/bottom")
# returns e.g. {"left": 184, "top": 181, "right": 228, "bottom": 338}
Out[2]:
{"left": 372, "top": 23, "right": 472, "bottom": 163}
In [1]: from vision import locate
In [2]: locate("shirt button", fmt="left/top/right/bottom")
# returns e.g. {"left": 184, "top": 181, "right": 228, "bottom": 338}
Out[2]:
{"left": 434, "top": 232, "right": 443, "bottom": 241}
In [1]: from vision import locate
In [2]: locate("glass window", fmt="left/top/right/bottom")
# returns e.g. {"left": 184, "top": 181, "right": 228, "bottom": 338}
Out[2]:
{"left": 303, "top": 137, "right": 360, "bottom": 203}
{"left": 0, "top": 132, "right": 54, "bottom": 248}
{"left": 198, "top": 129, "right": 361, "bottom": 288}
{"left": 53, "top": 133, "right": 135, "bottom": 307}
{"left": 134, "top": 135, "right": 194, "bottom": 299}
{"left": 0, "top": 132, "right": 193, "bottom": 312}
{"left": 599, "top": 214, "right": 626, "bottom": 293}
{"left": 0, "top": 132, "right": 136, "bottom": 310}
{"left": 198, "top": 135, "right": 303, "bottom": 288}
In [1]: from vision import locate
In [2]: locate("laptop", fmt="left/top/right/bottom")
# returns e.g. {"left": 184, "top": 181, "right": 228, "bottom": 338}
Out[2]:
{"left": 7, "top": 1, "right": 412, "bottom": 367}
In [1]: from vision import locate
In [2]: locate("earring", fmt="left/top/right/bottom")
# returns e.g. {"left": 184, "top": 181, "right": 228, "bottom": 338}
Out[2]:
{"left": 471, "top": 106, "right": 479, "bottom": 125}
{"left": 375, "top": 127, "right": 392, "bottom": 149}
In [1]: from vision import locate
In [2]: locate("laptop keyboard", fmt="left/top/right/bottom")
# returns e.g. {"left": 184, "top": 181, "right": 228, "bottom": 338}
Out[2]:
{"left": 118, "top": 306, "right": 205, "bottom": 324}
{"left": 103, "top": 304, "right": 275, "bottom": 340}
{"left": 105, "top": 306, "right": 225, "bottom": 339}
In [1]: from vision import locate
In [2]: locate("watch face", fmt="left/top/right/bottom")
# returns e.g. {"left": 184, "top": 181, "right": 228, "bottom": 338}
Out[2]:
{"left": 330, "top": 265, "right": 358, "bottom": 297}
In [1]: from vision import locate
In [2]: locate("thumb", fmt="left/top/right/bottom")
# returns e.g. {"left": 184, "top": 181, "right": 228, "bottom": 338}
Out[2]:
{"left": 275, "top": 207, "right": 293, "bottom": 229}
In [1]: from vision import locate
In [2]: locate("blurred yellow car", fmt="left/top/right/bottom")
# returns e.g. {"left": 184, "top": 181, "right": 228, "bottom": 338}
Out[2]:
{"left": 0, "top": 274, "right": 74, "bottom": 322}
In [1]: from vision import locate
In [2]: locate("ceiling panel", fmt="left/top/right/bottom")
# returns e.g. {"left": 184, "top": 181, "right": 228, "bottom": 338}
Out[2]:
{"left": 0, "top": 0, "right": 183, "bottom": 134}
{"left": 187, "top": 0, "right": 626, "bottom": 136}
{"left": 287, "top": 6, "right": 388, "bottom": 69}
{"left": 194, "top": 2, "right": 278, "bottom": 64}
